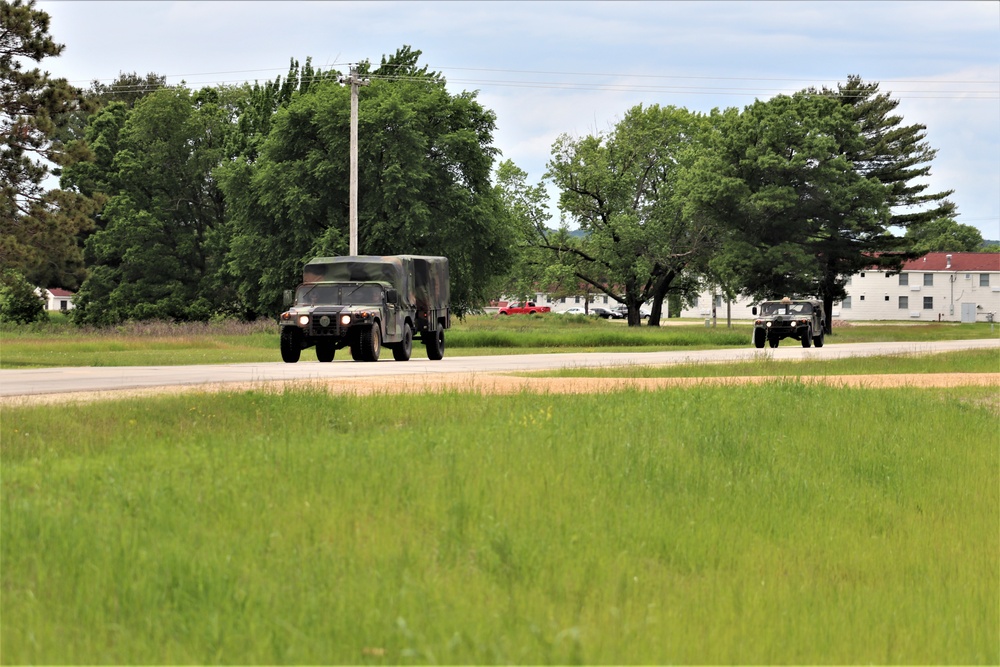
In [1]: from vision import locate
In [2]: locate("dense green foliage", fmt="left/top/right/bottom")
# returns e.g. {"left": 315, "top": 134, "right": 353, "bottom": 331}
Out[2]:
{"left": 3, "top": 386, "right": 996, "bottom": 663}
{"left": 904, "top": 216, "right": 985, "bottom": 253}
{"left": 0, "top": 268, "right": 44, "bottom": 323}
{"left": 65, "top": 88, "right": 238, "bottom": 324}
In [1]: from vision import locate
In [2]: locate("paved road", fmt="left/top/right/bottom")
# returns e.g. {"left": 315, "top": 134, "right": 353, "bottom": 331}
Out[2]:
{"left": 1, "top": 339, "right": 997, "bottom": 398}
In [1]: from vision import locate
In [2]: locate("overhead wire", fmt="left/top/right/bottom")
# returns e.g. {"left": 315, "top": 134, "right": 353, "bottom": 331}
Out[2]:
{"left": 73, "top": 64, "right": 1000, "bottom": 100}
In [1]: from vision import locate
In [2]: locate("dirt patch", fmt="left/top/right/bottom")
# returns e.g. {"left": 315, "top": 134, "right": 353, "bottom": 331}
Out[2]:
{"left": 3, "top": 372, "right": 998, "bottom": 407}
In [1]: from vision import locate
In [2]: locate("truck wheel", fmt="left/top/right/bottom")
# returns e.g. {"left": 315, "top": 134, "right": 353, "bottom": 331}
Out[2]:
{"left": 768, "top": 337, "right": 779, "bottom": 349}
{"left": 392, "top": 325, "right": 413, "bottom": 361}
{"left": 358, "top": 324, "right": 381, "bottom": 362}
{"left": 801, "top": 326, "right": 812, "bottom": 348}
{"left": 350, "top": 343, "right": 363, "bottom": 361}
{"left": 426, "top": 323, "right": 445, "bottom": 360}
{"left": 814, "top": 329, "right": 825, "bottom": 347}
{"left": 753, "top": 328, "right": 766, "bottom": 349}
{"left": 280, "top": 327, "right": 301, "bottom": 363}
{"left": 316, "top": 340, "right": 335, "bottom": 362}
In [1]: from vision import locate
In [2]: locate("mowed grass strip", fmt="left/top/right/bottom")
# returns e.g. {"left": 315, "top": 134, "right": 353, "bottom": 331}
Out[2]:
{"left": 2, "top": 316, "right": 997, "bottom": 368}
{"left": 523, "top": 348, "right": 1000, "bottom": 378}
{"left": 2, "top": 384, "right": 996, "bottom": 664}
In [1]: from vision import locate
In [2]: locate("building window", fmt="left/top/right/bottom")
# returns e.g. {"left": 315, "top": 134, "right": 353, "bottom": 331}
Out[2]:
{"left": 574, "top": 296, "right": 580, "bottom": 304}
{"left": 715, "top": 295, "right": 724, "bottom": 308}
{"left": 560, "top": 297, "right": 565, "bottom": 304}
{"left": 923, "top": 296, "right": 933, "bottom": 310}
{"left": 898, "top": 273, "right": 908, "bottom": 286}
{"left": 692, "top": 297, "right": 699, "bottom": 308}
{"left": 841, "top": 296, "right": 851, "bottom": 309}
{"left": 981, "top": 274, "right": 991, "bottom": 287}
{"left": 884, "top": 295, "right": 890, "bottom": 301}
{"left": 923, "top": 273, "right": 934, "bottom": 287}
{"left": 859, "top": 272, "right": 865, "bottom": 278}
{"left": 603, "top": 296, "right": 608, "bottom": 304}
{"left": 860, "top": 295, "right": 865, "bottom": 301}
{"left": 60, "top": 300, "right": 68, "bottom": 311}
{"left": 845, "top": 276, "right": 852, "bottom": 285}
{"left": 898, "top": 296, "right": 908, "bottom": 309}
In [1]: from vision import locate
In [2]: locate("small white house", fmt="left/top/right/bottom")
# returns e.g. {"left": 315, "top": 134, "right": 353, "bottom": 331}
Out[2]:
{"left": 679, "top": 252, "right": 1000, "bottom": 323}
{"left": 36, "top": 287, "right": 76, "bottom": 312}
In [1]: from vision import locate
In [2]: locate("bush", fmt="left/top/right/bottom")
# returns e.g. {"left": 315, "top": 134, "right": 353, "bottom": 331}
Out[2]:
{"left": 0, "top": 271, "right": 46, "bottom": 324}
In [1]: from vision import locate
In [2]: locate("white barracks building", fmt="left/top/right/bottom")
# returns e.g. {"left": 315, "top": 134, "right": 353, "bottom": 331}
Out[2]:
{"left": 680, "top": 252, "right": 1000, "bottom": 323}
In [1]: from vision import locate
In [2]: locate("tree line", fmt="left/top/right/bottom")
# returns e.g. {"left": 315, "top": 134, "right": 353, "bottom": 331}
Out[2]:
{"left": 1, "top": 0, "right": 987, "bottom": 326}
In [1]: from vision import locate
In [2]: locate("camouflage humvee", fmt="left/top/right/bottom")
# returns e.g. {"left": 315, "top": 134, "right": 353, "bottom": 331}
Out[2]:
{"left": 751, "top": 298, "right": 826, "bottom": 349}
{"left": 279, "top": 255, "right": 450, "bottom": 363}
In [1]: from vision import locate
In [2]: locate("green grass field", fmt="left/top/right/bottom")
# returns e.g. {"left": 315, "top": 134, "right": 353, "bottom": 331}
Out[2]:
{"left": 1, "top": 315, "right": 997, "bottom": 368}
{"left": 2, "top": 383, "right": 997, "bottom": 664}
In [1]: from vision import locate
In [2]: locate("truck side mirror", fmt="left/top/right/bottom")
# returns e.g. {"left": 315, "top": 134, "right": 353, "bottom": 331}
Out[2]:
{"left": 751, "top": 306, "right": 758, "bottom": 316}
{"left": 283, "top": 290, "right": 294, "bottom": 307}
{"left": 385, "top": 288, "right": 397, "bottom": 304}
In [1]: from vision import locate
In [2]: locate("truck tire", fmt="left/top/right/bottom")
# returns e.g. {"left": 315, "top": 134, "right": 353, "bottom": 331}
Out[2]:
{"left": 753, "top": 328, "right": 766, "bottom": 349}
{"left": 801, "top": 326, "right": 812, "bottom": 348}
{"left": 316, "top": 340, "right": 335, "bottom": 362}
{"left": 426, "top": 323, "right": 445, "bottom": 360}
{"left": 358, "top": 324, "right": 381, "bottom": 362}
{"left": 768, "top": 336, "right": 779, "bottom": 349}
{"left": 814, "top": 329, "right": 825, "bottom": 347}
{"left": 392, "top": 324, "right": 413, "bottom": 361}
{"left": 280, "top": 327, "right": 301, "bottom": 363}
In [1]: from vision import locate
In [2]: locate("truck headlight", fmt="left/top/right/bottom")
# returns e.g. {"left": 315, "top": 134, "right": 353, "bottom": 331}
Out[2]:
{"left": 340, "top": 314, "right": 351, "bottom": 326}
{"left": 765, "top": 321, "right": 772, "bottom": 328}
{"left": 297, "top": 314, "right": 310, "bottom": 327}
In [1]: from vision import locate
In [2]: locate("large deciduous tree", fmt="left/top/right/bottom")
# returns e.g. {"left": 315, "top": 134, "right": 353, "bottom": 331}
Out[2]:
{"left": 219, "top": 47, "right": 513, "bottom": 317}
{"left": 1, "top": 0, "right": 94, "bottom": 288}
{"left": 543, "top": 104, "right": 715, "bottom": 326}
{"left": 904, "top": 217, "right": 983, "bottom": 253}
{"left": 65, "top": 87, "right": 239, "bottom": 324}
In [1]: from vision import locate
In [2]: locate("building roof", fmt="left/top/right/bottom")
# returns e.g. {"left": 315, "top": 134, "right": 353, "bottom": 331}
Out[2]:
{"left": 46, "top": 288, "right": 75, "bottom": 297}
{"left": 901, "top": 252, "right": 1000, "bottom": 273}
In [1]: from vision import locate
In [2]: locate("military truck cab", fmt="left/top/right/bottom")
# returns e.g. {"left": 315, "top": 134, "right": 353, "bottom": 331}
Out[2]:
{"left": 279, "top": 255, "right": 450, "bottom": 363}
{"left": 751, "top": 297, "right": 826, "bottom": 349}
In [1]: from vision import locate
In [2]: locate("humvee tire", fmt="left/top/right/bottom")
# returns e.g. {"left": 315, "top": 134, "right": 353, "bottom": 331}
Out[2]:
{"left": 316, "top": 340, "right": 335, "bottom": 362}
{"left": 426, "top": 323, "right": 445, "bottom": 360}
{"left": 814, "top": 329, "right": 825, "bottom": 347}
{"left": 753, "top": 328, "right": 766, "bottom": 349}
{"left": 392, "top": 324, "right": 413, "bottom": 361}
{"left": 358, "top": 324, "right": 381, "bottom": 362}
{"left": 280, "top": 327, "right": 302, "bottom": 363}
{"left": 801, "top": 326, "right": 812, "bottom": 348}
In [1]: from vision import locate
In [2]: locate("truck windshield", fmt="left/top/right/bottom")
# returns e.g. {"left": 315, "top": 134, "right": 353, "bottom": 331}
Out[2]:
{"left": 761, "top": 302, "right": 812, "bottom": 316}
{"left": 296, "top": 284, "right": 383, "bottom": 306}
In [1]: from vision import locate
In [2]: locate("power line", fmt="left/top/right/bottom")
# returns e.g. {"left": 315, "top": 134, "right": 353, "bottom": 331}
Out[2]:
{"left": 71, "top": 63, "right": 1000, "bottom": 101}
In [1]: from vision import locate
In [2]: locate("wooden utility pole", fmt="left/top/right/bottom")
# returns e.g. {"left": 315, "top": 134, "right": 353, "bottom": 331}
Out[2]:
{"left": 339, "top": 65, "right": 369, "bottom": 255}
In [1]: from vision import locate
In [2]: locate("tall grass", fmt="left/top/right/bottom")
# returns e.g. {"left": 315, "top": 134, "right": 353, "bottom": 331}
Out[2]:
{"left": 3, "top": 385, "right": 996, "bottom": 664}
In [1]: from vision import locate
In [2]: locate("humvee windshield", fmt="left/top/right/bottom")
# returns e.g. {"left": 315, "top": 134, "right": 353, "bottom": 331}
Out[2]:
{"left": 760, "top": 302, "right": 812, "bottom": 316}
{"left": 296, "top": 283, "right": 383, "bottom": 306}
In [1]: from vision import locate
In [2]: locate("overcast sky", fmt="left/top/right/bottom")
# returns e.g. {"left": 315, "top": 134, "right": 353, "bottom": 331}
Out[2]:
{"left": 37, "top": 0, "right": 1000, "bottom": 239}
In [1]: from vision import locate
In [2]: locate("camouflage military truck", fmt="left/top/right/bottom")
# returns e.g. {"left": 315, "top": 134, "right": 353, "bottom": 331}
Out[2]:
{"left": 751, "top": 297, "right": 826, "bottom": 349}
{"left": 279, "top": 255, "right": 450, "bottom": 363}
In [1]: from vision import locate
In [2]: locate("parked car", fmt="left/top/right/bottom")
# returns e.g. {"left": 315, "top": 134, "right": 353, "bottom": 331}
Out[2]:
{"left": 563, "top": 307, "right": 587, "bottom": 315}
{"left": 590, "top": 306, "right": 616, "bottom": 319}
{"left": 611, "top": 305, "right": 650, "bottom": 320}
